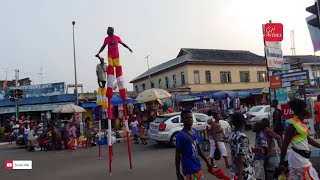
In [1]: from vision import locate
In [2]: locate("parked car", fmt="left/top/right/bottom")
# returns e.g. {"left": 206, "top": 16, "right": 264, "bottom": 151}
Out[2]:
{"left": 148, "top": 112, "right": 209, "bottom": 146}
{"left": 246, "top": 105, "right": 271, "bottom": 127}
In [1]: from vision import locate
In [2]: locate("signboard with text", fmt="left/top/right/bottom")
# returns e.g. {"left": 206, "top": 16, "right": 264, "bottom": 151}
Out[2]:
{"left": 270, "top": 75, "right": 282, "bottom": 88}
{"left": 265, "top": 47, "right": 284, "bottom": 69}
{"left": 264, "top": 23, "right": 283, "bottom": 42}
{"left": 281, "top": 70, "right": 310, "bottom": 87}
{"left": 0, "top": 82, "right": 65, "bottom": 100}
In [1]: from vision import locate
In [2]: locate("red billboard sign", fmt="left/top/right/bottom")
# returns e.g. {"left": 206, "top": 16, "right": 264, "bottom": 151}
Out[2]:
{"left": 264, "top": 23, "right": 283, "bottom": 42}
{"left": 281, "top": 103, "right": 311, "bottom": 119}
{"left": 281, "top": 103, "right": 294, "bottom": 119}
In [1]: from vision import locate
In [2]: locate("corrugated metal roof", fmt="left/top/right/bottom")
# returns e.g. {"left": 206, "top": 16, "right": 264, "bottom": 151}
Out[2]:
{"left": 130, "top": 54, "right": 190, "bottom": 83}
{"left": 130, "top": 48, "right": 265, "bottom": 83}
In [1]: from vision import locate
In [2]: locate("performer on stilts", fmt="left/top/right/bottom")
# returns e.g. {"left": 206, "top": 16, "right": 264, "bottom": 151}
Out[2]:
{"left": 95, "top": 56, "right": 108, "bottom": 159}
{"left": 96, "top": 27, "right": 133, "bottom": 175}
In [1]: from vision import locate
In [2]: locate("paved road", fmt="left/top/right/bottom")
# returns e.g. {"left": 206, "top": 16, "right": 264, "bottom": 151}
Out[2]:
{"left": 0, "top": 132, "right": 257, "bottom": 180}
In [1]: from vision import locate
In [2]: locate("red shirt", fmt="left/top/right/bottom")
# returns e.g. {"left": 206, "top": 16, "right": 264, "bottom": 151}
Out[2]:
{"left": 103, "top": 35, "right": 123, "bottom": 59}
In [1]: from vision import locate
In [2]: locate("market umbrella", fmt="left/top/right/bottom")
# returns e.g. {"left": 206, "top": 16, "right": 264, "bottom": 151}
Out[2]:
{"left": 52, "top": 104, "right": 86, "bottom": 113}
{"left": 136, "top": 88, "right": 172, "bottom": 103}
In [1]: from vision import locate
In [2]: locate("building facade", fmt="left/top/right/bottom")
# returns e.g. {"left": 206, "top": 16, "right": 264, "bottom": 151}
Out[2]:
{"left": 130, "top": 48, "right": 269, "bottom": 93}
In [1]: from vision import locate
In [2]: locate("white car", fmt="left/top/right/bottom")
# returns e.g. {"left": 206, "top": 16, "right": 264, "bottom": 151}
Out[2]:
{"left": 148, "top": 112, "right": 208, "bottom": 146}
{"left": 246, "top": 105, "right": 271, "bottom": 126}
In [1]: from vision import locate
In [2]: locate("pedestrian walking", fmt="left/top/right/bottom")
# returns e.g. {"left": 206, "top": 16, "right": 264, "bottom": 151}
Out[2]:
{"left": 139, "top": 124, "right": 147, "bottom": 145}
{"left": 7, "top": 131, "right": 14, "bottom": 144}
{"left": 175, "top": 110, "right": 212, "bottom": 180}
{"left": 279, "top": 98, "right": 320, "bottom": 179}
{"left": 208, "top": 112, "right": 231, "bottom": 169}
{"left": 261, "top": 118, "right": 282, "bottom": 179}
{"left": 23, "top": 123, "right": 30, "bottom": 148}
{"left": 68, "top": 122, "right": 77, "bottom": 151}
{"left": 130, "top": 118, "right": 139, "bottom": 144}
{"left": 271, "top": 100, "right": 283, "bottom": 137}
{"left": 229, "top": 112, "right": 255, "bottom": 180}
{"left": 36, "top": 121, "right": 44, "bottom": 137}
{"left": 252, "top": 122, "right": 268, "bottom": 180}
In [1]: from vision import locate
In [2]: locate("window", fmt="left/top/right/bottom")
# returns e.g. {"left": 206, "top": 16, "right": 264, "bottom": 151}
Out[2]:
{"left": 257, "top": 71, "right": 267, "bottom": 82}
{"left": 205, "top": 71, "right": 211, "bottom": 83}
{"left": 151, "top": 81, "right": 154, "bottom": 88}
{"left": 194, "top": 70, "right": 200, "bottom": 84}
{"left": 165, "top": 77, "right": 170, "bottom": 89}
{"left": 181, "top": 72, "right": 186, "bottom": 85}
{"left": 240, "top": 71, "right": 250, "bottom": 82}
{"left": 134, "top": 85, "right": 138, "bottom": 92}
{"left": 171, "top": 117, "right": 180, "bottom": 123}
{"left": 172, "top": 75, "right": 177, "bottom": 87}
{"left": 194, "top": 114, "right": 206, "bottom": 122}
{"left": 220, "top": 71, "right": 232, "bottom": 83}
{"left": 248, "top": 106, "right": 263, "bottom": 112}
{"left": 265, "top": 107, "right": 270, "bottom": 112}
{"left": 141, "top": 84, "right": 145, "bottom": 91}
{"left": 158, "top": 79, "right": 162, "bottom": 88}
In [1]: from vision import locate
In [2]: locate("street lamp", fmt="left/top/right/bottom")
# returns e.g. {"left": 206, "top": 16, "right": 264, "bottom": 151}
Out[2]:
{"left": 72, "top": 21, "right": 78, "bottom": 105}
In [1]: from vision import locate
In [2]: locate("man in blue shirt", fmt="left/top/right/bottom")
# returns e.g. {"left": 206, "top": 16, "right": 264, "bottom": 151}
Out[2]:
{"left": 175, "top": 110, "right": 212, "bottom": 180}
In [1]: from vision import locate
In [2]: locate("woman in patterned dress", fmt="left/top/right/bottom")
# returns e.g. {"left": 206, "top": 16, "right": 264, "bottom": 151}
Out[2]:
{"left": 229, "top": 112, "right": 255, "bottom": 180}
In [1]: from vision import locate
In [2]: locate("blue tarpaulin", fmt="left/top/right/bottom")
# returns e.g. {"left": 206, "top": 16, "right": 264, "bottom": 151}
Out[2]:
{"left": 236, "top": 91, "right": 251, "bottom": 99}
{"left": 111, "top": 94, "right": 137, "bottom": 105}
{"left": 212, "top": 91, "right": 238, "bottom": 99}
{"left": 178, "top": 94, "right": 201, "bottom": 102}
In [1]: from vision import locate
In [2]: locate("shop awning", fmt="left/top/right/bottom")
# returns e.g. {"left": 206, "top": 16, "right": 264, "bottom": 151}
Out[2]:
{"left": 0, "top": 102, "right": 74, "bottom": 115}
{"left": 212, "top": 91, "right": 238, "bottom": 99}
{"left": 178, "top": 94, "right": 200, "bottom": 102}
{"left": 236, "top": 91, "right": 251, "bottom": 99}
{"left": 248, "top": 89, "right": 262, "bottom": 95}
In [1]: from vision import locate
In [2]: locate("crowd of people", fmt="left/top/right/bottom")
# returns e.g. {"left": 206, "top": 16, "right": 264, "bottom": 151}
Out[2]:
{"left": 175, "top": 98, "right": 320, "bottom": 180}
{"left": 2, "top": 115, "right": 94, "bottom": 152}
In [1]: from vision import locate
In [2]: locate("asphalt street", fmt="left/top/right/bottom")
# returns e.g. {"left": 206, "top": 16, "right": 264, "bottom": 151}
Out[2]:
{"left": 0, "top": 132, "right": 256, "bottom": 180}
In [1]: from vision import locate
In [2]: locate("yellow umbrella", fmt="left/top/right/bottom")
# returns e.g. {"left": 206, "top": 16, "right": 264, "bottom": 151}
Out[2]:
{"left": 136, "top": 88, "right": 172, "bottom": 103}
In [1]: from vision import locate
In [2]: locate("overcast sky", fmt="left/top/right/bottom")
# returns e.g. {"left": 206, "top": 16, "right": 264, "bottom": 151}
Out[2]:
{"left": 0, "top": 0, "right": 316, "bottom": 92}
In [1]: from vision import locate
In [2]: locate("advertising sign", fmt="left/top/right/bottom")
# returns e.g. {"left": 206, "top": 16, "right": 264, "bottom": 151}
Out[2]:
{"left": 265, "top": 47, "right": 284, "bottom": 69}
{"left": 271, "top": 88, "right": 288, "bottom": 105}
{"left": 281, "top": 70, "right": 310, "bottom": 87}
{"left": 281, "top": 103, "right": 294, "bottom": 119}
{"left": 0, "top": 82, "right": 65, "bottom": 100}
{"left": 282, "top": 63, "right": 291, "bottom": 71}
{"left": 264, "top": 23, "right": 283, "bottom": 42}
{"left": 270, "top": 75, "right": 282, "bottom": 88}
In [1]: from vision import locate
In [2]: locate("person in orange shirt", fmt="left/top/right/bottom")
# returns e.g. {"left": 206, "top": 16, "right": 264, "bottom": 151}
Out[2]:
{"left": 313, "top": 94, "right": 320, "bottom": 138}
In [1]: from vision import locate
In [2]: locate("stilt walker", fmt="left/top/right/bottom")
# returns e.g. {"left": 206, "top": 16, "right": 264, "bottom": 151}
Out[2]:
{"left": 96, "top": 56, "right": 108, "bottom": 160}
{"left": 96, "top": 27, "right": 133, "bottom": 175}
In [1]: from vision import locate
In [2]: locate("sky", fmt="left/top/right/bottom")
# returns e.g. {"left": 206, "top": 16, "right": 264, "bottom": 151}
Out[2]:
{"left": 0, "top": 0, "right": 317, "bottom": 92}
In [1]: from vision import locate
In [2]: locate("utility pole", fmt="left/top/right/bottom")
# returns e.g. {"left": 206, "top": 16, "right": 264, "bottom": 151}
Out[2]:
{"left": 145, "top": 55, "right": 151, "bottom": 88}
{"left": 15, "top": 69, "right": 19, "bottom": 122}
{"left": 72, "top": 21, "right": 78, "bottom": 105}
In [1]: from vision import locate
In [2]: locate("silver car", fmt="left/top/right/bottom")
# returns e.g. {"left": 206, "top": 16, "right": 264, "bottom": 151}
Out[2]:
{"left": 246, "top": 105, "right": 271, "bottom": 126}
{"left": 148, "top": 112, "right": 207, "bottom": 146}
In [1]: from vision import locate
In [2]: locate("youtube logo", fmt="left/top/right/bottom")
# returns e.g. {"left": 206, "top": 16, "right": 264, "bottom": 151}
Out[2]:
{"left": 5, "top": 160, "right": 13, "bottom": 170}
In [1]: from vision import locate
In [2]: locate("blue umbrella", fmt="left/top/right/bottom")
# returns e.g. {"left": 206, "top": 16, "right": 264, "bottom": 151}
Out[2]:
{"left": 212, "top": 91, "right": 238, "bottom": 100}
